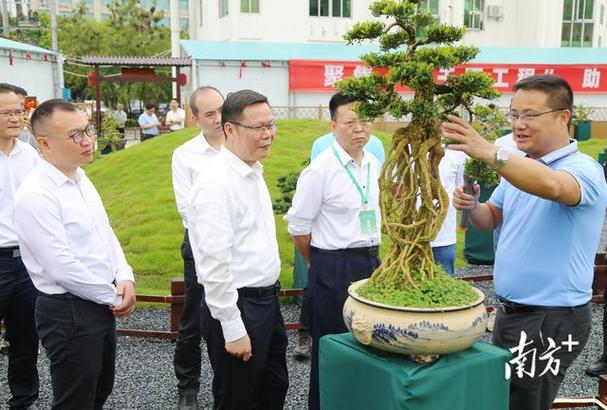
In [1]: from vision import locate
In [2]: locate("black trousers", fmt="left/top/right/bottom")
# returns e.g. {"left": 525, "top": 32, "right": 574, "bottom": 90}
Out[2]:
{"left": 174, "top": 230, "right": 204, "bottom": 393}
{"left": 36, "top": 294, "right": 116, "bottom": 410}
{"left": 298, "top": 287, "right": 312, "bottom": 337}
{"left": 201, "top": 292, "right": 288, "bottom": 409}
{"left": 0, "top": 254, "right": 39, "bottom": 409}
{"left": 308, "top": 248, "right": 380, "bottom": 410}
{"left": 492, "top": 303, "right": 591, "bottom": 410}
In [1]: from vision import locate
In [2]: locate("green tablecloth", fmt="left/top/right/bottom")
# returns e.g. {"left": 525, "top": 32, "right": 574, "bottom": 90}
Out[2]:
{"left": 320, "top": 333, "right": 511, "bottom": 410}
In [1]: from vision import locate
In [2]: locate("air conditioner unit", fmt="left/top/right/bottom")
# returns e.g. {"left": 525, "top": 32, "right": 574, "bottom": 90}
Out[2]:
{"left": 487, "top": 5, "right": 504, "bottom": 19}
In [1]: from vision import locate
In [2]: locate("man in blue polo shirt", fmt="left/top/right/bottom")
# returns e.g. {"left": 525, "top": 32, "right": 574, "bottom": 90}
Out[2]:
{"left": 445, "top": 74, "right": 607, "bottom": 410}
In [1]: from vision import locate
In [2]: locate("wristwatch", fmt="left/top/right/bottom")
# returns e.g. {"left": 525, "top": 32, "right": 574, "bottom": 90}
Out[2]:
{"left": 494, "top": 148, "right": 510, "bottom": 171}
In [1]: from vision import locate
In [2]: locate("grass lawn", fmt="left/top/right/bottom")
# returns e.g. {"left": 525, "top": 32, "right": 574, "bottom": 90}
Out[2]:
{"left": 85, "top": 122, "right": 606, "bottom": 295}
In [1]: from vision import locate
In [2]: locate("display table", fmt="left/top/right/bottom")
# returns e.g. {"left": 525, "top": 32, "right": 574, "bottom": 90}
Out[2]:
{"left": 319, "top": 333, "right": 511, "bottom": 410}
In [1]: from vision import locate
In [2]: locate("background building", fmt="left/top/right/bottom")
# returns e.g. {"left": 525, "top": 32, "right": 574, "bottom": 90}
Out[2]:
{"left": 191, "top": 0, "right": 607, "bottom": 48}
{"left": 27, "top": 0, "right": 190, "bottom": 29}
{"left": 0, "top": 36, "right": 63, "bottom": 100}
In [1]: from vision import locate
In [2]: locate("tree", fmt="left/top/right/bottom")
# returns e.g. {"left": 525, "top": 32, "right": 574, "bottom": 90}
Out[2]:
{"left": 338, "top": 0, "right": 498, "bottom": 299}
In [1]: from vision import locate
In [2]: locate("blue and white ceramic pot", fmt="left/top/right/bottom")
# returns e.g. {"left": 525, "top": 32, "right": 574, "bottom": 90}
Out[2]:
{"left": 343, "top": 278, "right": 488, "bottom": 363}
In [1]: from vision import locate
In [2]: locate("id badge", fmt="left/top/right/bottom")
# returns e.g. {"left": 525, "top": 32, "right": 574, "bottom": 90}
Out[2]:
{"left": 359, "top": 210, "right": 378, "bottom": 236}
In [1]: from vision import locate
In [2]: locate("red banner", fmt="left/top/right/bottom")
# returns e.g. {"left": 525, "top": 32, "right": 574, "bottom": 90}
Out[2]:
{"left": 288, "top": 59, "right": 607, "bottom": 93}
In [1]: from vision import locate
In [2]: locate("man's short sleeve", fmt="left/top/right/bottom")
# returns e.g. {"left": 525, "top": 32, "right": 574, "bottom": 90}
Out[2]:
{"left": 488, "top": 178, "right": 507, "bottom": 209}
{"left": 560, "top": 159, "right": 606, "bottom": 208}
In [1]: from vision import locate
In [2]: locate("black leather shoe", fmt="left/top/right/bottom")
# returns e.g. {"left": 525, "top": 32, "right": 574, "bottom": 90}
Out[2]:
{"left": 585, "top": 360, "right": 607, "bottom": 377}
{"left": 177, "top": 392, "right": 199, "bottom": 410}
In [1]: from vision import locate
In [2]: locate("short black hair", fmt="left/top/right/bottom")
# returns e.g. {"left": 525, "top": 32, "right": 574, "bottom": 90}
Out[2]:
{"left": 329, "top": 92, "right": 357, "bottom": 120}
{"left": 30, "top": 99, "right": 78, "bottom": 136}
{"left": 11, "top": 85, "right": 27, "bottom": 97}
{"left": 221, "top": 89, "right": 269, "bottom": 131}
{"left": 0, "top": 83, "right": 16, "bottom": 95}
{"left": 145, "top": 103, "right": 156, "bottom": 110}
{"left": 190, "top": 86, "right": 223, "bottom": 116}
{"left": 513, "top": 74, "right": 573, "bottom": 114}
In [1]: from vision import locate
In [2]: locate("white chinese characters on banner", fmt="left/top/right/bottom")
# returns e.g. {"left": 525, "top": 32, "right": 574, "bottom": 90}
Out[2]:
{"left": 493, "top": 68, "right": 510, "bottom": 88}
{"left": 582, "top": 68, "right": 601, "bottom": 89}
{"left": 324, "top": 65, "right": 345, "bottom": 87}
{"left": 517, "top": 68, "right": 536, "bottom": 82}
{"left": 353, "top": 65, "right": 373, "bottom": 78}
{"left": 437, "top": 68, "right": 455, "bottom": 82}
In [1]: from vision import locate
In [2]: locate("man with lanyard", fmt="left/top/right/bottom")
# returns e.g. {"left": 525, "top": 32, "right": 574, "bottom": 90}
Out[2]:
{"left": 285, "top": 92, "right": 382, "bottom": 410}
{"left": 171, "top": 86, "right": 224, "bottom": 410}
{"left": 293, "top": 96, "right": 385, "bottom": 360}
{"left": 0, "top": 83, "right": 40, "bottom": 410}
{"left": 188, "top": 90, "right": 288, "bottom": 409}
{"left": 447, "top": 74, "right": 607, "bottom": 410}
{"left": 14, "top": 99, "right": 136, "bottom": 408}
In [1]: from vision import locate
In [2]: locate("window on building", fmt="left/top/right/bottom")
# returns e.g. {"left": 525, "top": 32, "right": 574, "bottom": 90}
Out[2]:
{"left": 464, "top": 0, "right": 484, "bottom": 30}
{"left": 180, "top": 17, "right": 188, "bottom": 28}
{"left": 179, "top": 0, "right": 188, "bottom": 11}
{"left": 241, "top": 0, "right": 259, "bottom": 13}
{"left": 562, "top": 0, "right": 595, "bottom": 47}
{"left": 157, "top": 0, "right": 169, "bottom": 9}
{"left": 309, "top": 0, "right": 350, "bottom": 17}
{"left": 416, "top": 0, "right": 440, "bottom": 38}
{"left": 219, "top": 0, "right": 229, "bottom": 17}
{"left": 600, "top": 4, "right": 604, "bottom": 24}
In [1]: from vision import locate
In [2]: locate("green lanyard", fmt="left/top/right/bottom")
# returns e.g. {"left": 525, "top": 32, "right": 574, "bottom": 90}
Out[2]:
{"left": 331, "top": 145, "right": 371, "bottom": 206}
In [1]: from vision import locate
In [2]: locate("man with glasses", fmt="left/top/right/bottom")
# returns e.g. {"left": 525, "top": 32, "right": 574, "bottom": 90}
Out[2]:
{"left": 285, "top": 92, "right": 382, "bottom": 410}
{"left": 188, "top": 90, "right": 288, "bottom": 409}
{"left": 0, "top": 83, "right": 40, "bottom": 410}
{"left": 446, "top": 74, "right": 607, "bottom": 410}
{"left": 14, "top": 99, "right": 136, "bottom": 408}
{"left": 171, "top": 86, "right": 224, "bottom": 410}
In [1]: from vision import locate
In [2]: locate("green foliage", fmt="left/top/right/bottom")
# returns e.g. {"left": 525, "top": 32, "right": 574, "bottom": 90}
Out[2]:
{"left": 573, "top": 104, "right": 593, "bottom": 125}
{"left": 98, "top": 113, "right": 124, "bottom": 154}
{"left": 16, "top": 1, "right": 173, "bottom": 104}
{"left": 357, "top": 267, "right": 478, "bottom": 308}
{"left": 272, "top": 160, "right": 310, "bottom": 214}
{"left": 461, "top": 105, "right": 509, "bottom": 187}
{"left": 338, "top": 0, "right": 498, "bottom": 302}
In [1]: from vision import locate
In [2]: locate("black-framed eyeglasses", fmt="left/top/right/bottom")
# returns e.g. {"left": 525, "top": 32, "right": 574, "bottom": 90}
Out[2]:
{"left": 230, "top": 121, "right": 277, "bottom": 134}
{"left": 45, "top": 125, "right": 97, "bottom": 145}
{"left": 505, "top": 109, "right": 566, "bottom": 124}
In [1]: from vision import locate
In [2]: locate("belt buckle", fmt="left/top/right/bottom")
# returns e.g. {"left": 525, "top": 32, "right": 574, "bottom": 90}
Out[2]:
{"left": 12, "top": 249, "right": 20, "bottom": 258}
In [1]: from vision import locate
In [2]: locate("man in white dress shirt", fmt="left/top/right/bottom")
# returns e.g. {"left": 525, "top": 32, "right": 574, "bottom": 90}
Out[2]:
{"left": 171, "top": 86, "right": 224, "bottom": 410}
{"left": 188, "top": 89, "right": 288, "bottom": 409}
{"left": 166, "top": 99, "right": 186, "bottom": 131}
{"left": 432, "top": 149, "right": 467, "bottom": 275}
{"left": 14, "top": 99, "right": 136, "bottom": 409}
{"left": 0, "top": 84, "right": 40, "bottom": 410}
{"left": 285, "top": 92, "right": 382, "bottom": 410}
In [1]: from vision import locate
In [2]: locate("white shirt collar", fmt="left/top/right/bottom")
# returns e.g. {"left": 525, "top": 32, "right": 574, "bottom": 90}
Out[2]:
{"left": 332, "top": 140, "right": 372, "bottom": 167}
{"left": 198, "top": 131, "right": 221, "bottom": 154}
{"left": 39, "top": 158, "right": 83, "bottom": 187}
{"left": 220, "top": 145, "right": 263, "bottom": 178}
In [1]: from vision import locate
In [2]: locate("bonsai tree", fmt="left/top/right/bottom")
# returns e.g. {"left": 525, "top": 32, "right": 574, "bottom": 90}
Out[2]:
{"left": 337, "top": 0, "right": 499, "bottom": 306}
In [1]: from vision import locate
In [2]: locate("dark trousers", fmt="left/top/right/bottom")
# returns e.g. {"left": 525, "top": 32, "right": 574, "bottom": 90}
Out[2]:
{"left": 201, "top": 293, "right": 288, "bottom": 409}
{"left": 308, "top": 248, "right": 380, "bottom": 410}
{"left": 0, "top": 254, "right": 39, "bottom": 409}
{"left": 174, "top": 230, "right": 204, "bottom": 393}
{"left": 36, "top": 294, "right": 116, "bottom": 410}
{"left": 492, "top": 303, "right": 591, "bottom": 410}
{"left": 298, "top": 287, "right": 312, "bottom": 337}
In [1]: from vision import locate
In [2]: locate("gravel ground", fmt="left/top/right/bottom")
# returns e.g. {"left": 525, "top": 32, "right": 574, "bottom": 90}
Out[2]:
{"left": 2, "top": 215, "right": 606, "bottom": 409}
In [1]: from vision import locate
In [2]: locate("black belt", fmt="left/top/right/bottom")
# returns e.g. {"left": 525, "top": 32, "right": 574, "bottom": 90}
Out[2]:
{"left": 497, "top": 297, "right": 589, "bottom": 314}
{"left": 40, "top": 292, "right": 77, "bottom": 300}
{"left": 0, "top": 246, "right": 20, "bottom": 258}
{"left": 238, "top": 281, "right": 280, "bottom": 298}
{"left": 311, "top": 246, "right": 379, "bottom": 258}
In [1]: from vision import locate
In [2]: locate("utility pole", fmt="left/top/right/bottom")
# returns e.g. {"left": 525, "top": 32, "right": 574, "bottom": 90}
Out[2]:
{"left": 170, "top": 0, "right": 179, "bottom": 99}
{"left": 1, "top": 0, "right": 9, "bottom": 37}
{"left": 49, "top": 0, "right": 58, "bottom": 52}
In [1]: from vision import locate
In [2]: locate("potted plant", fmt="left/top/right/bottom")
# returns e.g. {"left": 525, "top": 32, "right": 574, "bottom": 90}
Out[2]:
{"left": 572, "top": 104, "right": 592, "bottom": 141}
{"left": 337, "top": 0, "right": 499, "bottom": 363}
{"left": 98, "top": 112, "right": 126, "bottom": 154}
